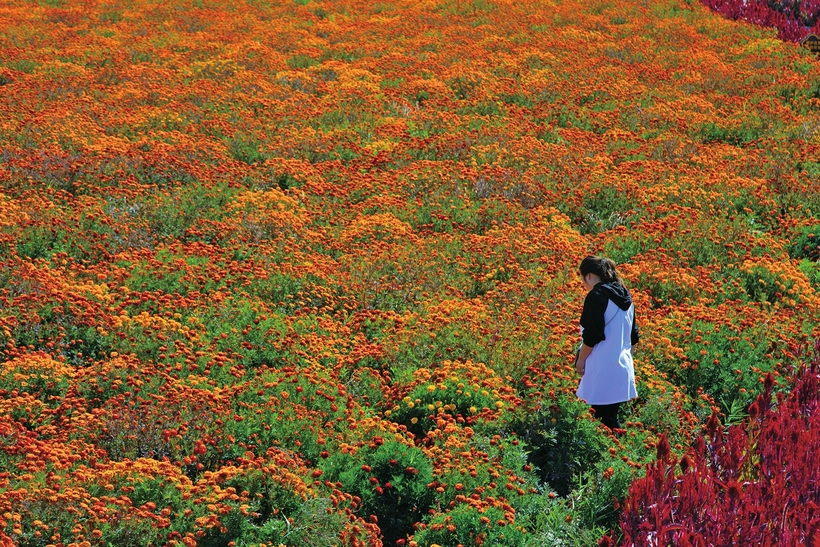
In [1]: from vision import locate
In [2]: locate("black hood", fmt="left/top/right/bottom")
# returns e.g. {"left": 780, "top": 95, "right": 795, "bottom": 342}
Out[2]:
{"left": 597, "top": 281, "right": 632, "bottom": 311}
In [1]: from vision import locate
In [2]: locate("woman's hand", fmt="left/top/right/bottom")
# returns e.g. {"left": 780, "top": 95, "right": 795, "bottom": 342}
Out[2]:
{"left": 575, "top": 344, "right": 593, "bottom": 376}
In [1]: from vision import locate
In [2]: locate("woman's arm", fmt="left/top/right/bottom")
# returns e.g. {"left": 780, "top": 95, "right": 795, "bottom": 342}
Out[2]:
{"left": 580, "top": 287, "right": 608, "bottom": 347}
{"left": 575, "top": 343, "right": 594, "bottom": 375}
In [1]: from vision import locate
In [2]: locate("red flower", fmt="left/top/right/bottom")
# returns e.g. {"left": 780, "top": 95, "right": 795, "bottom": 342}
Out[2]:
{"left": 656, "top": 434, "right": 671, "bottom": 462}
{"left": 748, "top": 400, "right": 760, "bottom": 420}
{"left": 194, "top": 441, "right": 207, "bottom": 455}
{"left": 679, "top": 455, "right": 692, "bottom": 474}
{"left": 726, "top": 481, "right": 742, "bottom": 501}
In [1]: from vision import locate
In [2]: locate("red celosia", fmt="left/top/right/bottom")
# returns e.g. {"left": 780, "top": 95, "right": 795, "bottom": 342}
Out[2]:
{"left": 701, "top": 0, "right": 820, "bottom": 41}
{"left": 621, "top": 359, "right": 820, "bottom": 546}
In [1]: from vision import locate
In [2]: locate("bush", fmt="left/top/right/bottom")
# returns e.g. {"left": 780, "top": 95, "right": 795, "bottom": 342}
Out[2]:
{"left": 412, "top": 504, "right": 527, "bottom": 547}
{"left": 650, "top": 319, "right": 788, "bottom": 417}
{"left": 512, "top": 394, "right": 607, "bottom": 497}
{"left": 787, "top": 223, "right": 820, "bottom": 261}
{"left": 701, "top": 0, "right": 820, "bottom": 41}
{"left": 386, "top": 360, "right": 508, "bottom": 440}
{"left": 319, "top": 438, "right": 435, "bottom": 546}
{"left": 620, "top": 356, "right": 820, "bottom": 546}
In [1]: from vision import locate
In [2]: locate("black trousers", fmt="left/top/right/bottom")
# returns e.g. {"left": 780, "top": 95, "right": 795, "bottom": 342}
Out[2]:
{"left": 591, "top": 403, "right": 621, "bottom": 430}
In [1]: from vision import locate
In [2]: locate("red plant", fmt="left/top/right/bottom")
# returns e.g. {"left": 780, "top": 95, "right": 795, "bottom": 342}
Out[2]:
{"left": 701, "top": 0, "right": 820, "bottom": 41}
{"left": 620, "top": 340, "right": 820, "bottom": 546}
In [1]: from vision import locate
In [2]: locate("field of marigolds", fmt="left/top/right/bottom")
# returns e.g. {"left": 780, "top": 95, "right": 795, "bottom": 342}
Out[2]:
{"left": 3, "top": 0, "right": 820, "bottom": 545}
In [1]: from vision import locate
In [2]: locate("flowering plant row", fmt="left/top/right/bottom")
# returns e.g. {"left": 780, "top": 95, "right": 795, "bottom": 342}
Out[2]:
{"left": 2, "top": 0, "right": 820, "bottom": 545}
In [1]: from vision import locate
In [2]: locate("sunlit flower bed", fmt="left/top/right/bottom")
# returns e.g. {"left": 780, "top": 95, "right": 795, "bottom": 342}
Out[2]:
{"left": 2, "top": 0, "right": 820, "bottom": 545}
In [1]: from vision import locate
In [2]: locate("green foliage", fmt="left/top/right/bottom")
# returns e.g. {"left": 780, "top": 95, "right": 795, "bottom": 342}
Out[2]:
{"left": 576, "top": 184, "right": 636, "bottom": 235}
{"left": 553, "top": 104, "right": 597, "bottom": 133}
{"left": 512, "top": 395, "right": 607, "bottom": 497}
{"left": 98, "top": 181, "right": 239, "bottom": 249}
{"left": 199, "top": 298, "right": 288, "bottom": 371}
{"left": 787, "top": 223, "right": 820, "bottom": 261}
{"left": 413, "top": 505, "right": 527, "bottom": 547}
{"left": 387, "top": 321, "right": 491, "bottom": 381}
{"left": 526, "top": 495, "right": 608, "bottom": 546}
{"left": 226, "top": 367, "right": 347, "bottom": 462}
{"left": 7, "top": 301, "right": 114, "bottom": 366}
{"left": 286, "top": 54, "right": 319, "bottom": 69}
{"left": 195, "top": 471, "right": 349, "bottom": 547}
{"left": 95, "top": 517, "right": 170, "bottom": 547}
{"left": 500, "top": 92, "right": 534, "bottom": 108}
{"left": 319, "top": 439, "right": 435, "bottom": 546}
{"left": 15, "top": 225, "right": 71, "bottom": 260}
{"left": 245, "top": 270, "right": 339, "bottom": 314}
{"left": 632, "top": 265, "right": 700, "bottom": 307}
{"left": 228, "top": 132, "right": 271, "bottom": 165}
{"left": 695, "top": 118, "right": 767, "bottom": 145}
{"left": 566, "top": 460, "right": 634, "bottom": 533}
{"left": 724, "top": 262, "right": 799, "bottom": 306}
{"left": 254, "top": 497, "right": 351, "bottom": 547}
{"left": 657, "top": 320, "right": 783, "bottom": 416}
{"left": 798, "top": 257, "right": 820, "bottom": 290}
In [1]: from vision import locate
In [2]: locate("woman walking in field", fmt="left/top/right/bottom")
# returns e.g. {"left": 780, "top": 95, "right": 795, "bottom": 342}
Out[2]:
{"left": 575, "top": 256, "right": 639, "bottom": 430}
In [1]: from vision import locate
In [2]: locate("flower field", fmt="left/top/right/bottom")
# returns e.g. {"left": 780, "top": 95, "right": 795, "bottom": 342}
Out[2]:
{"left": 2, "top": 0, "right": 820, "bottom": 545}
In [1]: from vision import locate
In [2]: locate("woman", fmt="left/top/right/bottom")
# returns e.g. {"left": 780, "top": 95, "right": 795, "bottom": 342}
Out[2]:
{"left": 575, "top": 256, "right": 639, "bottom": 430}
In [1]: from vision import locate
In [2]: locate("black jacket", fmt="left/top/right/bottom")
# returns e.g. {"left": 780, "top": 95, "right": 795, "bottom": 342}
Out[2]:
{"left": 580, "top": 282, "right": 640, "bottom": 347}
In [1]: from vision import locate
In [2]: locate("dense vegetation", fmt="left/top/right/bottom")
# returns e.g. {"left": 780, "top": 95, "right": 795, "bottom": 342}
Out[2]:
{"left": 1, "top": 0, "right": 820, "bottom": 545}
{"left": 702, "top": 0, "right": 820, "bottom": 41}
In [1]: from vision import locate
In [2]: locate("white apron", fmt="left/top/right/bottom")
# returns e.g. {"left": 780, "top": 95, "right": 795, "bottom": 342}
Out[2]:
{"left": 576, "top": 299, "right": 637, "bottom": 405}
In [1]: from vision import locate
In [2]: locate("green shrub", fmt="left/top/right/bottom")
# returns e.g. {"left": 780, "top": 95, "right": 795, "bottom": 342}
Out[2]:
{"left": 798, "top": 258, "right": 820, "bottom": 290}
{"left": 387, "top": 374, "right": 500, "bottom": 439}
{"left": 695, "top": 118, "right": 767, "bottom": 145}
{"left": 319, "top": 439, "right": 435, "bottom": 546}
{"left": 198, "top": 298, "right": 288, "bottom": 371}
{"left": 226, "top": 370, "right": 348, "bottom": 463}
{"left": 511, "top": 395, "right": 607, "bottom": 497}
{"left": 413, "top": 504, "right": 528, "bottom": 547}
{"left": 228, "top": 132, "right": 271, "bottom": 165}
{"left": 654, "top": 320, "right": 785, "bottom": 416}
{"left": 787, "top": 224, "right": 820, "bottom": 261}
